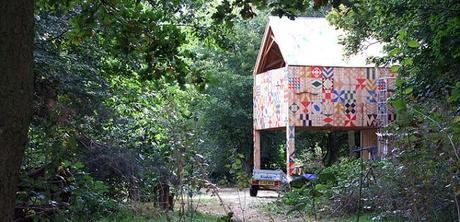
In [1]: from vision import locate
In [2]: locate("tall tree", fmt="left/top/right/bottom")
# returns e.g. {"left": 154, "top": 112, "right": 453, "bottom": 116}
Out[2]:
{"left": 0, "top": 0, "right": 34, "bottom": 221}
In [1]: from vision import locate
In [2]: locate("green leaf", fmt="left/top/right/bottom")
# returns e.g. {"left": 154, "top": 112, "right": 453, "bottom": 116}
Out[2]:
{"left": 408, "top": 40, "right": 420, "bottom": 48}
{"left": 398, "top": 29, "right": 407, "bottom": 40}
{"left": 402, "top": 58, "right": 413, "bottom": 66}
{"left": 314, "top": 184, "right": 327, "bottom": 191}
{"left": 395, "top": 76, "right": 404, "bottom": 88}
{"left": 453, "top": 116, "right": 460, "bottom": 123}
{"left": 392, "top": 99, "right": 406, "bottom": 112}
{"left": 318, "top": 171, "right": 336, "bottom": 183}
{"left": 235, "top": 159, "right": 241, "bottom": 165}
{"left": 390, "top": 65, "right": 400, "bottom": 72}
{"left": 449, "top": 82, "right": 460, "bottom": 102}
{"left": 389, "top": 48, "right": 400, "bottom": 57}
{"left": 309, "top": 188, "right": 323, "bottom": 197}
{"left": 74, "top": 162, "right": 84, "bottom": 169}
{"left": 404, "top": 87, "right": 413, "bottom": 95}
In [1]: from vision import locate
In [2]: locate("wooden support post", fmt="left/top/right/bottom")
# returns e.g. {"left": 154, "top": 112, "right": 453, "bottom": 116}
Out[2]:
{"left": 286, "top": 66, "right": 295, "bottom": 176}
{"left": 360, "top": 129, "right": 377, "bottom": 160}
{"left": 254, "top": 130, "right": 261, "bottom": 169}
{"left": 348, "top": 130, "right": 356, "bottom": 157}
{"left": 286, "top": 125, "right": 295, "bottom": 175}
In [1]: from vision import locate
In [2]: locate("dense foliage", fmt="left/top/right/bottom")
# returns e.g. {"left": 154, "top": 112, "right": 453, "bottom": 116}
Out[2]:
{"left": 19, "top": 1, "right": 221, "bottom": 219}
{"left": 278, "top": 155, "right": 455, "bottom": 221}
{"left": 21, "top": 1, "right": 310, "bottom": 220}
{"left": 274, "top": 1, "right": 460, "bottom": 221}
{"left": 327, "top": 0, "right": 460, "bottom": 219}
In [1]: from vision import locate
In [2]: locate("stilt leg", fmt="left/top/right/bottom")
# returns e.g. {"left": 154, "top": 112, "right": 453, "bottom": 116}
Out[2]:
{"left": 254, "top": 130, "right": 261, "bottom": 169}
{"left": 360, "top": 129, "right": 377, "bottom": 160}
{"left": 286, "top": 125, "right": 295, "bottom": 175}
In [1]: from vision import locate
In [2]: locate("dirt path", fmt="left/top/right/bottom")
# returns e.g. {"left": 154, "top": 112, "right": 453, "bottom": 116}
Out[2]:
{"left": 194, "top": 188, "right": 305, "bottom": 222}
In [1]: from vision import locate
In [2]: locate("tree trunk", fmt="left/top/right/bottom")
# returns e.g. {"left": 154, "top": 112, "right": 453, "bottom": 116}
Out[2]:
{"left": 323, "top": 132, "right": 337, "bottom": 167}
{"left": 0, "top": 1, "right": 34, "bottom": 221}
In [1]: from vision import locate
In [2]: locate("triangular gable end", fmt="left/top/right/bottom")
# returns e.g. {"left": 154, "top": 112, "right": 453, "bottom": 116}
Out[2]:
{"left": 254, "top": 17, "right": 385, "bottom": 71}
{"left": 253, "top": 25, "right": 286, "bottom": 74}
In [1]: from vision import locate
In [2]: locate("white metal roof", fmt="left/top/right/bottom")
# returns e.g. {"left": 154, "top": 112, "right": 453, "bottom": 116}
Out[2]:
{"left": 268, "top": 16, "right": 384, "bottom": 67}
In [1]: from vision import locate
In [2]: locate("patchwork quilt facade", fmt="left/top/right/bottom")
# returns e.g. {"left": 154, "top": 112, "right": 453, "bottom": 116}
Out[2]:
{"left": 254, "top": 66, "right": 396, "bottom": 130}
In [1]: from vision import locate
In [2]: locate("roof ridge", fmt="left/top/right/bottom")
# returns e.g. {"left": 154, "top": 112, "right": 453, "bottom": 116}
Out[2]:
{"left": 260, "top": 16, "right": 384, "bottom": 67}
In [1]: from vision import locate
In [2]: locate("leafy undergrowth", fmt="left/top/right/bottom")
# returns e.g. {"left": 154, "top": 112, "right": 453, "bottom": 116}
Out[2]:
{"left": 261, "top": 202, "right": 405, "bottom": 222}
{"left": 328, "top": 214, "right": 406, "bottom": 222}
{"left": 262, "top": 155, "right": 456, "bottom": 221}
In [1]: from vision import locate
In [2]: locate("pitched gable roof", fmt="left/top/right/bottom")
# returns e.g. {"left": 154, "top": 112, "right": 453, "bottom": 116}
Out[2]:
{"left": 254, "top": 16, "right": 384, "bottom": 74}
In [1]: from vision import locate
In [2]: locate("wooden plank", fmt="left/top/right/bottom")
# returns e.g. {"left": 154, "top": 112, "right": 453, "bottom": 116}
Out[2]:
{"left": 264, "top": 57, "right": 284, "bottom": 70}
{"left": 360, "top": 129, "right": 377, "bottom": 160}
{"left": 253, "top": 26, "right": 272, "bottom": 75}
{"left": 254, "top": 130, "right": 261, "bottom": 169}
{"left": 261, "top": 37, "right": 275, "bottom": 61}
{"left": 348, "top": 131, "right": 356, "bottom": 155}
{"left": 286, "top": 124, "right": 295, "bottom": 175}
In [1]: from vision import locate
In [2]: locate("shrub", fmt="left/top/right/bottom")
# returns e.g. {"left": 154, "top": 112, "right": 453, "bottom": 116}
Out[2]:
{"left": 279, "top": 154, "right": 456, "bottom": 221}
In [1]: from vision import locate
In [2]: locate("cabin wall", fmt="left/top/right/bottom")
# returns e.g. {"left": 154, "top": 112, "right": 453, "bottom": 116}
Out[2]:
{"left": 252, "top": 65, "right": 396, "bottom": 171}
{"left": 286, "top": 66, "right": 395, "bottom": 128}
{"left": 253, "top": 67, "right": 288, "bottom": 130}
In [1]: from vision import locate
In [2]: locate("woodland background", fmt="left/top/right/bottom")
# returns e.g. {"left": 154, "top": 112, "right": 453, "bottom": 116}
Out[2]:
{"left": 0, "top": 0, "right": 459, "bottom": 221}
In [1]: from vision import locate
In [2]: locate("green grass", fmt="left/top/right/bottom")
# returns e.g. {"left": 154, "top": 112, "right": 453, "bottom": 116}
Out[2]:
{"left": 98, "top": 211, "right": 222, "bottom": 222}
{"left": 155, "top": 212, "right": 223, "bottom": 222}
{"left": 326, "top": 213, "right": 406, "bottom": 222}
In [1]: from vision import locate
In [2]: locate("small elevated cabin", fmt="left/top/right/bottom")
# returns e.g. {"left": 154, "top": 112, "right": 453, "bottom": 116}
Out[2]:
{"left": 253, "top": 17, "right": 396, "bottom": 175}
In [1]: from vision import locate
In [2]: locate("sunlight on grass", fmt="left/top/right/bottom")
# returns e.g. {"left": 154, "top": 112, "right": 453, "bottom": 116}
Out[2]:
{"left": 98, "top": 211, "right": 222, "bottom": 222}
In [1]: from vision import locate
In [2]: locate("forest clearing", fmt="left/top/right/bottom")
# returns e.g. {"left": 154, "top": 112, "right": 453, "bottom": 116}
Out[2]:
{"left": 194, "top": 188, "right": 282, "bottom": 222}
{"left": 193, "top": 188, "right": 395, "bottom": 222}
{"left": 1, "top": 0, "right": 459, "bottom": 221}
